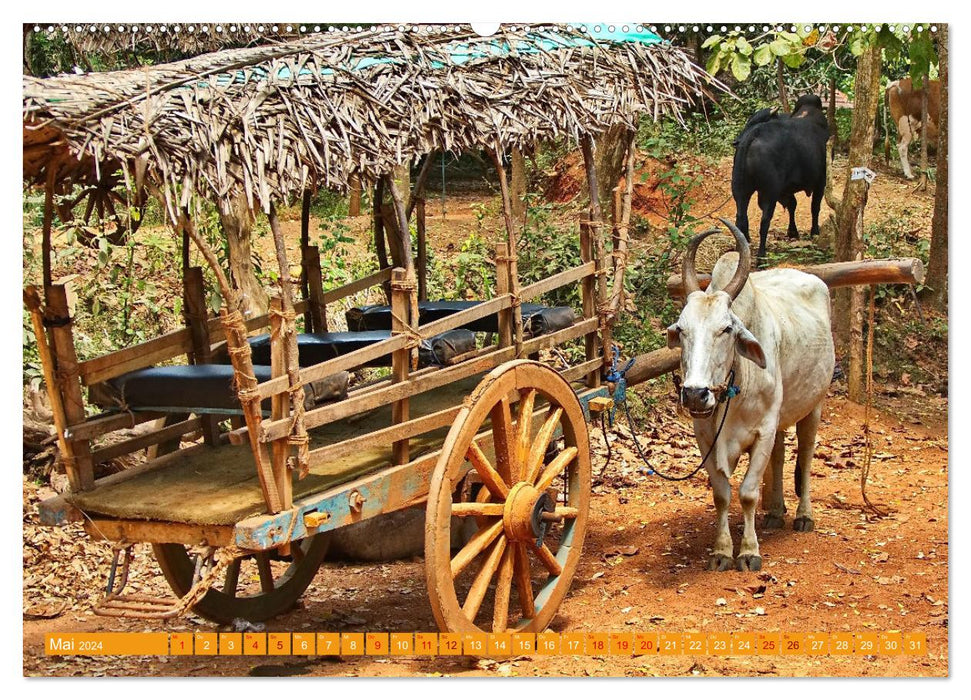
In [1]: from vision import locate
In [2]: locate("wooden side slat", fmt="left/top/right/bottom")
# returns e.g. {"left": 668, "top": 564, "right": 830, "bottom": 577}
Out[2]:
{"left": 321, "top": 266, "right": 393, "bottom": 304}
{"left": 259, "top": 317, "right": 597, "bottom": 442}
{"left": 79, "top": 331, "right": 193, "bottom": 386}
{"left": 83, "top": 520, "right": 234, "bottom": 547}
{"left": 65, "top": 411, "right": 166, "bottom": 442}
{"left": 519, "top": 261, "right": 595, "bottom": 301}
{"left": 90, "top": 417, "right": 202, "bottom": 465}
{"left": 413, "top": 295, "right": 513, "bottom": 340}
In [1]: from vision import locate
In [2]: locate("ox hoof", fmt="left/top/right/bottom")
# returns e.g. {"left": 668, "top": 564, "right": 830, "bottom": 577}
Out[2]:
{"left": 763, "top": 513, "right": 786, "bottom": 530}
{"left": 787, "top": 229, "right": 799, "bottom": 240}
{"left": 735, "top": 554, "right": 763, "bottom": 572}
{"left": 707, "top": 554, "right": 734, "bottom": 572}
{"left": 793, "top": 516, "right": 815, "bottom": 532}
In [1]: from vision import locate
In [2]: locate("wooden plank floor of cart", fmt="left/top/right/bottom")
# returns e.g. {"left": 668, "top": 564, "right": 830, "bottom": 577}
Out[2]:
{"left": 67, "top": 374, "right": 488, "bottom": 526}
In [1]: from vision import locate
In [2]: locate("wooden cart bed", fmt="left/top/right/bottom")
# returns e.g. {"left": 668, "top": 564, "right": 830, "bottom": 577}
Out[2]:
{"left": 67, "top": 374, "right": 486, "bottom": 526}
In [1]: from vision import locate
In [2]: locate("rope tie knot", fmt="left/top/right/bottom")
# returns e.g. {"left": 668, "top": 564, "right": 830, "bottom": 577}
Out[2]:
{"left": 389, "top": 309, "right": 422, "bottom": 349}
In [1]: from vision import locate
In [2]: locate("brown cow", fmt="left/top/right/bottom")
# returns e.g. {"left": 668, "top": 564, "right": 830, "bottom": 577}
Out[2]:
{"left": 885, "top": 78, "right": 941, "bottom": 179}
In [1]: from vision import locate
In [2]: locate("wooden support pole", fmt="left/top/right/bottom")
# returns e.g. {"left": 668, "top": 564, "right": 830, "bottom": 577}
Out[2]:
{"left": 373, "top": 179, "right": 392, "bottom": 303}
{"left": 490, "top": 145, "right": 525, "bottom": 358}
{"left": 269, "top": 291, "right": 294, "bottom": 514}
{"left": 268, "top": 203, "right": 311, "bottom": 479}
{"left": 303, "top": 245, "right": 327, "bottom": 332}
{"left": 407, "top": 153, "right": 435, "bottom": 220}
{"left": 42, "top": 169, "right": 55, "bottom": 289}
{"left": 608, "top": 131, "right": 637, "bottom": 317}
{"left": 348, "top": 174, "right": 362, "bottom": 217}
{"left": 390, "top": 268, "right": 412, "bottom": 465}
{"left": 416, "top": 198, "right": 428, "bottom": 302}
{"left": 42, "top": 284, "right": 94, "bottom": 491}
{"left": 386, "top": 174, "right": 419, "bottom": 366}
{"left": 183, "top": 266, "right": 219, "bottom": 446}
{"left": 580, "top": 135, "right": 610, "bottom": 375}
{"left": 24, "top": 286, "right": 85, "bottom": 490}
{"left": 300, "top": 190, "right": 313, "bottom": 330}
{"left": 495, "top": 242, "right": 513, "bottom": 349}
{"left": 579, "top": 223, "right": 599, "bottom": 388}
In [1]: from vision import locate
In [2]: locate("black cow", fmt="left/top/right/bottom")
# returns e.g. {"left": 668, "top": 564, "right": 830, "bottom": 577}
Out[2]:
{"left": 731, "top": 95, "right": 829, "bottom": 265}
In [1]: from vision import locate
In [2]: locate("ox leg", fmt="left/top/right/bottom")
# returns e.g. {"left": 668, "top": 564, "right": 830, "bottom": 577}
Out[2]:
{"left": 793, "top": 404, "right": 822, "bottom": 532}
{"left": 897, "top": 116, "right": 915, "bottom": 179}
{"left": 809, "top": 187, "right": 822, "bottom": 238}
{"left": 782, "top": 194, "right": 799, "bottom": 239}
{"left": 736, "top": 435, "right": 774, "bottom": 571}
{"left": 763, "top": 432, "right": 787, "bottom": 529}
{"left": 733, "top": 189, "right": 754, "bottom": 242}
{"left": 756, "top": 195, "right": 776, "bottom": 268}
{"left": 706, "top": 466, "right": 735, "bottom": 571}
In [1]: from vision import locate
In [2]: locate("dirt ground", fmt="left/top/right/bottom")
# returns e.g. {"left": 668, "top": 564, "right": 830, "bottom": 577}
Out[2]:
{"left": 22, "top": 153, "right": 948, "bottom": 678}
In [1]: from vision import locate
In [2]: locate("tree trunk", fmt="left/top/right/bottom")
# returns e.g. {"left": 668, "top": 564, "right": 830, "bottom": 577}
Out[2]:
{"left": 220, "top": 193, "right": 269, "bottom": 316}
{"left": 832, "top": 42, "right": 881, "bottom": 357}
{"left": 593, "top": 124, "right": 629, "bottom": 217}
{"left": 828, "top": 75, "right": 838, "bottom": 146}
{"left": 510, "top": 147, "right": 527, "bottom": 224}
{"left": 917, "top": 73, "right": 931, "bottom": 191}
{"left": 922, "top": 25, "right": 948, "bottom": 310}
{"left": 777, "top": 59, "right": 790, "bottom": 112}
{"left": 348, "top": 174, "right": 362, "bottom": 216}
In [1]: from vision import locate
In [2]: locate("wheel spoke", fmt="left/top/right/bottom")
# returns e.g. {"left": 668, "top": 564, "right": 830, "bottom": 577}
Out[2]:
{"left": 534, "top": 446, "right": 579, "bottom": 492}
{"left": 554, "top": 506, "right": 579, "bottom": 519}
{"left": 466, "top": 442, "right": 509, "bottom": 499}
{"left": 529, "top": 541, "right": 563, "bottom": 577}
{"left": 492, "top": 547, "right": 515, "bottom": 632}
{"left": 255, "top": 552, "right": 275, "bottom": 593}
{"left": 462, "top": 536, "right": 507, "bottom": 620}
{"left": 515, "top": 389, "right": 537, "bottom": 475}
{"left": 451, "top": 502, "right": 504, "bottom": 518}
{"left": 451, "top": 519, "right": 504, "bottom": 579}
{"left": 490, "top": 397, "right": 517, "bottom": 484}
{"left": 524, "top": 407, "right": 563, "bottom": 484}
{"left": 512, "top": 543, "right": 536, "bottom": 618}
{"left": 223, "top": 558, "right": 241, "bottom": 596}
{"left": 291, "top": 542, "right": 306, "bottom": 564}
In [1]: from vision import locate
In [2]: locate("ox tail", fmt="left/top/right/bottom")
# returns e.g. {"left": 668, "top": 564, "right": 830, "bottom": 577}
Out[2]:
{"left": 795, "top": 463, "right": 803, "bottom": 498}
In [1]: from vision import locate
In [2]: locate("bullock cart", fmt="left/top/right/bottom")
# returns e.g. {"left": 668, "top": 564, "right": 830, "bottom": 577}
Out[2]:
{"left": 24, "top": 24, "right": 719, "bottom": 633}
{"left": 23, "top": 25, "right": 923, "bottom": 634}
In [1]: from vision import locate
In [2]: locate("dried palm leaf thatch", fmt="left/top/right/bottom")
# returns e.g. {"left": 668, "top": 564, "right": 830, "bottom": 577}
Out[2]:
{"left": 24, "top": 23, "right": 722, "bottom": 221}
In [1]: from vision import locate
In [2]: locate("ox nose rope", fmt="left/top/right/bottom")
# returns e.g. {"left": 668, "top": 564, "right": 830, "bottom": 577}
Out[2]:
{"left": 605, "top": 347, "right": 738, "bottom": 482}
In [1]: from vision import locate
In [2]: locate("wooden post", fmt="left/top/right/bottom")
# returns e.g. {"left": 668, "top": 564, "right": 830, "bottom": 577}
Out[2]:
{"left": 580, "top": 135, "right": 610, "bottom": 377}
{"left": 373, "top": 180, "right": 392, "bottom": 302}
{"left": 24, "top": 286, "right": 85, "bottom": 490}
{"left": 43, "top": 284, "right": 94, "bottom": 491}
{"left": 349, "top": 174, "right": 362, "bottom": 217}
{"left": 579, "top": 223, "right": 599, "bottom": 388}
{"left": 495, "top": 242, "right": 513, "bottom": 349}
{"left": 390, "top": 268, "right": 412, "bottom": 465}
{"left": 42, "top": 170, "right": 55, "bottom": 289}
{"left": 416, "top": 198, "right": 428, "bottom": 302}
{"left": 386, "top": 174, "right": 419, "bottom": 367}
{"left": 608, "top": 131, "right": 637, "bottom": 318}
{"left": 489, "top": 145, "right": 525, "bottom": 358}
{"left": 268, "top": 203, "right": 311, "bottom": 478}
{"left": 183, "top": 266, "right": 219, "bottom": 446}
{"left": 269, "top": 291, "right": 294, "bottom": 514}
{"left": 302, "top": 245, "right": 327, "bottom": 332}
{"left": 300, "top": 190, "right": 313, "bottom": 330}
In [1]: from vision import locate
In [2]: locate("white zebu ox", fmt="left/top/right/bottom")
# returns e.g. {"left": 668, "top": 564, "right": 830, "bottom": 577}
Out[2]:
{"left": 667, "top": 222, "right": 835, "bottom": 571}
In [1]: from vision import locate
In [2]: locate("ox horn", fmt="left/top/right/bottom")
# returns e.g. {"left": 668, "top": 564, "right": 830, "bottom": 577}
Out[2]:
{"left": 717, "top": 217, "right": 752, "bottom": 301}
{"left": 681, "top": 228, "right": 721, "bottom": 295}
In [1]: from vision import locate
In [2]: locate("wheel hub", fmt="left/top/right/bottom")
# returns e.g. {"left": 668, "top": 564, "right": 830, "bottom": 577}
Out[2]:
{"left": 503, "top": 482, "right": 555, "bottom": 545}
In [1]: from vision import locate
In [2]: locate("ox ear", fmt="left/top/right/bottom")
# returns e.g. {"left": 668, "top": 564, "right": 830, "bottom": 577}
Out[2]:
{"left": 666, "top": 324, "right": 682, "bottom": 349}
{"left": 736, "top": 327, "right": 767, "bottom": 369}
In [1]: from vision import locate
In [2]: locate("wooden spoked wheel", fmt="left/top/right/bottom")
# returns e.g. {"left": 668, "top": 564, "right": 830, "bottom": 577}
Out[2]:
{"left": 152, "top": 537, "right": 330, "bottom": 625}
{"left": 425, "top": 360, "right": 591, "bottom": 634}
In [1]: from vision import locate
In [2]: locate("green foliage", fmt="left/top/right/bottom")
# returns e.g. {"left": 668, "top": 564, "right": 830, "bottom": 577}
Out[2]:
{"left": 517, "top": 197, "right": 581, "bottom": 308}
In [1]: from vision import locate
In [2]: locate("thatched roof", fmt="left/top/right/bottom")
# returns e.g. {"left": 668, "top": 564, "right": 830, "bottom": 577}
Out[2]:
{"left": 23, "top": 23, "right": 720, "bottom": 218}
